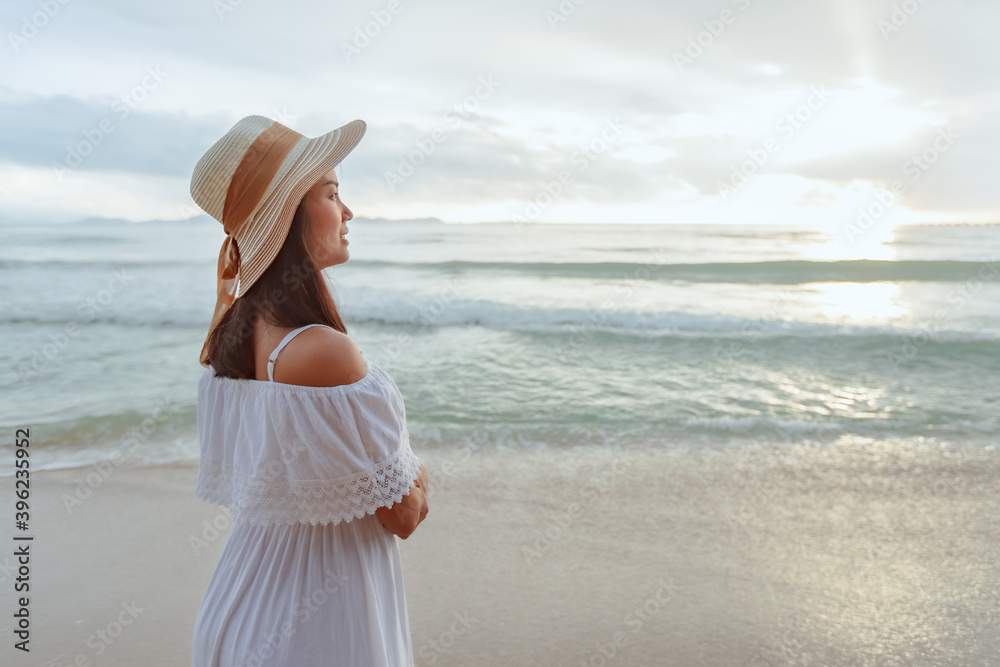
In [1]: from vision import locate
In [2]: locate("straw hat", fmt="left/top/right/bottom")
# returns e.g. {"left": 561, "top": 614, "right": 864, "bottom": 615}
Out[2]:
{"left": 190, "top": 114, "right": 367, "bottom": 367}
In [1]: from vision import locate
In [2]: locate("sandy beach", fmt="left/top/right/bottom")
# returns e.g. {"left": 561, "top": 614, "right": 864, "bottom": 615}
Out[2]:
{"left": 1, "top": 439, "right": 998, "bottom": 666}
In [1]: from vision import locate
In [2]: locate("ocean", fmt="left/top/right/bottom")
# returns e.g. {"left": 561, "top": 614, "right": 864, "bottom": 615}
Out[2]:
{"left": 1, "top": 218, "right": 998, "bottom": 475}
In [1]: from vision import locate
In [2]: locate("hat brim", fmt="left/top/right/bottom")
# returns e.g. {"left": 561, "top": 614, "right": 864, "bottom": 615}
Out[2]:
{"left": 236, "top": 119, "right": 367, "bottom": 295}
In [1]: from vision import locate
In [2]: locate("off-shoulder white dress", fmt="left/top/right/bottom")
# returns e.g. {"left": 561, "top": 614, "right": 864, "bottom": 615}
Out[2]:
{"left": 191, "top": 324, "right": 423, "bottom": 667}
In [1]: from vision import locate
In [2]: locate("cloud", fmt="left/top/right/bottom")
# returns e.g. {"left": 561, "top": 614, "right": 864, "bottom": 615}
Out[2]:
{"left": 786, "top": 113, "right": 999, "bottom": 213}
{"left": 0, "top": 86, "right": 230, "bottom": 177}
{"left": 1, "top": 0, "right": 999, "bottom": 222}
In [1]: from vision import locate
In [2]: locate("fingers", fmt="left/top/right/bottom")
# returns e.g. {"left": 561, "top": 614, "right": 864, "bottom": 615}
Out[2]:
{"left": 414, "top": 462, "right": 428, "bottom": 491}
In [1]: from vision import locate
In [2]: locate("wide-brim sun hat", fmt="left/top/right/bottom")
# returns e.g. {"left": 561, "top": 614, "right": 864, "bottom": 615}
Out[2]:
{"left": 190, "top": 114, "right": 367, "bottom": 367}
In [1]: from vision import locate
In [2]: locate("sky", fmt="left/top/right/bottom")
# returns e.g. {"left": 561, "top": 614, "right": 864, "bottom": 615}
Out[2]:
{"left": 0, "top": 0, "right": 998, "bottom": 229}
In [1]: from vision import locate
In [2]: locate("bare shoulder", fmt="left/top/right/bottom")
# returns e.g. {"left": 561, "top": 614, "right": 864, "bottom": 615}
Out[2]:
{"left": 272, "top": 326, "right": 367, "bottom": 387}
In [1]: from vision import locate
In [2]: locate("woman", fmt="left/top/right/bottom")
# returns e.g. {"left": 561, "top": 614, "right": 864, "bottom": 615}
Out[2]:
{"left": 189, "top": 115, "right": 429, "bottom": 666}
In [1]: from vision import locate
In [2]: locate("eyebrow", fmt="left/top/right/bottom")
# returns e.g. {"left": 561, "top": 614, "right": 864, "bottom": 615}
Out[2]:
{"left": 322, "top": 180, "right": 339, "bottom": 188}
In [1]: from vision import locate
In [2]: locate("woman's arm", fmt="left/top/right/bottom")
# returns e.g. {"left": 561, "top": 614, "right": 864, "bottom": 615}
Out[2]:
{"left": 375, "top": 463, "right": 429, "bottom": 539}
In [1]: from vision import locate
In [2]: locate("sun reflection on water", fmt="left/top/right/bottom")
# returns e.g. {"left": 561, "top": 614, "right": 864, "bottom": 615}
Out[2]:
{"left": 806, "top": 222, "right": 899, "bottom": 261}
{"left": 806, "top": 282, "right": 907, "bottom": 323}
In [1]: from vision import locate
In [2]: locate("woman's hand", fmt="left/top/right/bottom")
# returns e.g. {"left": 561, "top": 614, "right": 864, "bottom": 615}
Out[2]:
{"left": 414, "top": 462, "right": 428, "bottom": 493}
{"left": 374, "top": 462, "right": 429, "bottom": 539}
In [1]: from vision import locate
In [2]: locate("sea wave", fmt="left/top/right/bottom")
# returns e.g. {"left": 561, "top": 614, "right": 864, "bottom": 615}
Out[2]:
{"left": 343, "top": 258, "right": 1000, "bottom": 284}
{"left": 8, "top": 403, "right": 993, "bottom": 478}
{"left": 2, "top": 301, "right": 998, "bottom": 341}
{"left": 5, "top": 258, "right": 997, "bottom": 284}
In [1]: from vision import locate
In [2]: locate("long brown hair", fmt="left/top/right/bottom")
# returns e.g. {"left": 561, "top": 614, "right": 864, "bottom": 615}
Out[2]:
{"left": 204, "top": 199, "right": 347, "bottom": 379}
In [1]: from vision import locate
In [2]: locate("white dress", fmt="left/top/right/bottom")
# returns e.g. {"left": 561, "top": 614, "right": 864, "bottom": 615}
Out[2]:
{"left": 191, "top": 324, "right": 423, "bottom": 667}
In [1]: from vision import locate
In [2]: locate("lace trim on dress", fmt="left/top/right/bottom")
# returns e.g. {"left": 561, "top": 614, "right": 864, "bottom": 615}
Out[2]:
{"left": 195, "top": 439, "right": 424, "bottom": 526}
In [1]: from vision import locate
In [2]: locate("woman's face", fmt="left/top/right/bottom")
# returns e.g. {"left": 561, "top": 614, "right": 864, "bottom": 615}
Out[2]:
{"left": 301, "top": 167, "right": 353, "bottom": 269}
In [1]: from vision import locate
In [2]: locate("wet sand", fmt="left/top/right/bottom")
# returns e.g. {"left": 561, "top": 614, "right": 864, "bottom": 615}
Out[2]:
{"left": 1, "top": 438, "right": 998, "bottom": 665}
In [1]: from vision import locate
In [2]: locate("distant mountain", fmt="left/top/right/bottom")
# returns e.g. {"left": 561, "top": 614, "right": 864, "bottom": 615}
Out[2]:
{"left": 73, "top": 214, "right": 215, "bottom": 225}
{"left": 74, "top": 216, "right": 140, "bottom": 225}
{"left": 136, "top": 214, "right": 215, "bottom": 225}
{"left": 354, "top": 216, "right": 445, "bottom": 224}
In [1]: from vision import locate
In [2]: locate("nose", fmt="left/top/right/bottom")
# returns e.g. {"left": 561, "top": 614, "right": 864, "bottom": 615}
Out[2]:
{"left": 342, "top": 203, "right": 353, "bottom": 222}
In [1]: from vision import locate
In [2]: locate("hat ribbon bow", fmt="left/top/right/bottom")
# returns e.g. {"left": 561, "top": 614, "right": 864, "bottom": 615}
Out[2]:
{"left": 199, "top": 121, "right": 302, "bottom": 367}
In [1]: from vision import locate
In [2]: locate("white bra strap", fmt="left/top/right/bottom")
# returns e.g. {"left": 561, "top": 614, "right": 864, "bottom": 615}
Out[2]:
{"left": 267, "top": 324, "right": 329, "bottom": 382}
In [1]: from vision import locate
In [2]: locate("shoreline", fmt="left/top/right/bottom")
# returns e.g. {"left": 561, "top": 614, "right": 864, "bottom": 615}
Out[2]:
{"left": 1, "top": 441, "right": 998, "bottom": 665}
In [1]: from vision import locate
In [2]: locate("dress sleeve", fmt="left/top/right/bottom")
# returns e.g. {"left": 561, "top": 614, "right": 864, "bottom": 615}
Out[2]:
{"left": 195, "top": 364, "right": 424, "bottom": 526}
